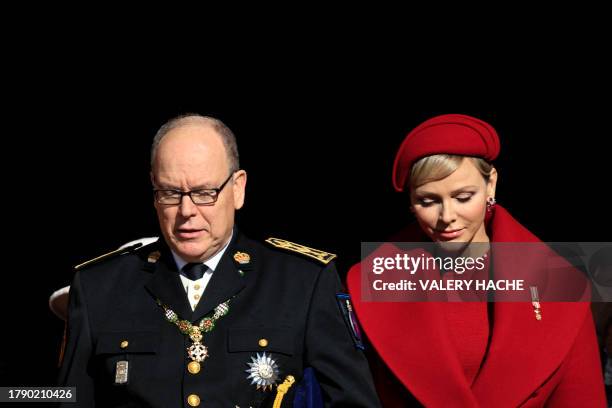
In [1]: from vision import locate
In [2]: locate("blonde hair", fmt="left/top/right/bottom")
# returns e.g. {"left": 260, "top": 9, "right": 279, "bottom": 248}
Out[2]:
{"left": 409, "top": 154, "right": 493, "bottom": 188}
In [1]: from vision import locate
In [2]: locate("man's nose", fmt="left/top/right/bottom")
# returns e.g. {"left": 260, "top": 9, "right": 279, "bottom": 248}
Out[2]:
{"left": 178, "top": 194, "right": 198, "bottom": 217}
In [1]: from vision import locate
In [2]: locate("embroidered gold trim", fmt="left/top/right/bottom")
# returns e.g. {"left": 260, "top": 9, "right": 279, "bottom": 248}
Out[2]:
{"left": 265, "top": 238, "right": 336, "bottom": 265}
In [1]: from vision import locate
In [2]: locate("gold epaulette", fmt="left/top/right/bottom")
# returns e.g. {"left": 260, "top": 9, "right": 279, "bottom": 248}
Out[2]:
{"left": 265, "top": 237, "right": 336, "bottom": 265}
{"left": 74, "top": 241, "right": 148, "bottom": 270}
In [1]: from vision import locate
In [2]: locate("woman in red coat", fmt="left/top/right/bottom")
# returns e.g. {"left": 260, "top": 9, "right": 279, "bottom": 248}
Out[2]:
{"left": 346, "top": 114, "right": 605, "bottom": 407}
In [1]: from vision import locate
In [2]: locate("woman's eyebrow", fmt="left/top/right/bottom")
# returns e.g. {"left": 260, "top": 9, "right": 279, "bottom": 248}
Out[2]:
{"left": 450, "top": 186, "right": 480, "bottom": 194}
{"left": 415, "top": 185, "right": 480, "bottom": 196}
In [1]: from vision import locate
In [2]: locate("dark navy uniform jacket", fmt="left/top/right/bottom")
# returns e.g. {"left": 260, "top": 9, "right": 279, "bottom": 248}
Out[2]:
{"left": 58, "top": 230, "right": 380, "bottom": 407}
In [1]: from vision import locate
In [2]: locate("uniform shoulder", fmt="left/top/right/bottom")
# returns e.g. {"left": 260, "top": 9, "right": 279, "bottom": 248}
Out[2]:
{"left": 74, "top": 237, "right": 160, "bottom": 271}
{"left": 264, "top": 237, "right": 336, "bottom": 266}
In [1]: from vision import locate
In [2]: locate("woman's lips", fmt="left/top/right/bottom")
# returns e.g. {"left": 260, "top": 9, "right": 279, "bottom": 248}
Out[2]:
{"left": 435, "top": 228, "right": 465, "bottom": 240}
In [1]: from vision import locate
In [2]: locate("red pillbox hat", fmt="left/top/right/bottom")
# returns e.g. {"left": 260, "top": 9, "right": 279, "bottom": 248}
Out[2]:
{"left": 392, "top": 114, "right": 500, "bottom": 191}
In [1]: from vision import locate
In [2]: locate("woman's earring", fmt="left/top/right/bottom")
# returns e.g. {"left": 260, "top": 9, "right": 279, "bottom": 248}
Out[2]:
{"left": 486, "top": 196, "right": 497, "bottom": 212}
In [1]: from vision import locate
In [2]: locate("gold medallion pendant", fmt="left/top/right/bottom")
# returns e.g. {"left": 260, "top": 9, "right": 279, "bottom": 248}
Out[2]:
{"left": 157, "top": 298, "right": 231, "bottom": 372}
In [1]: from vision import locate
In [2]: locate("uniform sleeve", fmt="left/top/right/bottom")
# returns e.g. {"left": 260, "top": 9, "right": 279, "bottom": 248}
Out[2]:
{"left": 546, "top": 310, "right": 606, "bottom": 407}
{"left": 304, "top": 263, "right": 382, "bottom": 407}
{"left": 57, "top": 271, "right": 96, "bottom": 407}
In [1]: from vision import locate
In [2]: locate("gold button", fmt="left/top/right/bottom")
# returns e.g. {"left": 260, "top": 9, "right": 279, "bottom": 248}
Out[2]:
{"left": 194, "top": 294, "right": 200, "bottom": 300}
{"left": 187, "top": 394, "right": 200, "bottom": 406}
{"left": 258, "top": 338, "right": 268, "bottom": 347}
{"left": 120, "top": 340, "right": 129, "bottom": 349}
{"left": 187, "top": 361, "right": 201, "bottom": 374}
{"left": 194, "top": 284, "right": 200, "bottom": 290}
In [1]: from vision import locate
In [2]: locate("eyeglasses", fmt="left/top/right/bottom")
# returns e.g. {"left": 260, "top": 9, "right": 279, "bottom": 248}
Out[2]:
{"left": 154, "top": 172, "right": 235, "bottom": 205}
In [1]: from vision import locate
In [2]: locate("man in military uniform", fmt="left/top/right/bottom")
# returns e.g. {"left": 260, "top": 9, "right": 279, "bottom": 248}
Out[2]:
{"left": 58, "top": 114, "right": 381, "bottom": 407}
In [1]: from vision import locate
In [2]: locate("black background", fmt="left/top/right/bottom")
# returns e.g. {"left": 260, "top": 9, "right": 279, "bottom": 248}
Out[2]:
{"left": 1, "top": 72, "right": 609, "bottom": 389}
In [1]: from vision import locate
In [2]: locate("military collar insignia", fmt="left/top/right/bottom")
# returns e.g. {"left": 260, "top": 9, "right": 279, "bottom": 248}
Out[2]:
{"left": 233, "top": 250, "right": 253, "bottom": 276}
{"left": 233, "top": 251, "right": 250, "bottom": 264}
{"left": 147, "top": 251, "right": 161, "bottom": 264}
{"left": 265, "top": 237, "right": 336, "bottom": 265}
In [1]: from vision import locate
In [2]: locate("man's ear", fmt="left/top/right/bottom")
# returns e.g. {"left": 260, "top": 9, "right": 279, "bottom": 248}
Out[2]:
{"left": 150, "top": 172, "right": 158, "bottom": 206}
{"left": 232, "top": 170, "right": 247, "bottom": 210}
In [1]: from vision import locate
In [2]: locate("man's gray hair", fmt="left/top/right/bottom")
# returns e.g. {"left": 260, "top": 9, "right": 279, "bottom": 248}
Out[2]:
{"left": 151, "top": 114, "right": 240, "bottom": 172}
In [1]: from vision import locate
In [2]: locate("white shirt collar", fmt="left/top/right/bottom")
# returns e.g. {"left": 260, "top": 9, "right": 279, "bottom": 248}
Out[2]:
{"left": 171, "top": 231, "right": 233, "bottom": 273}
